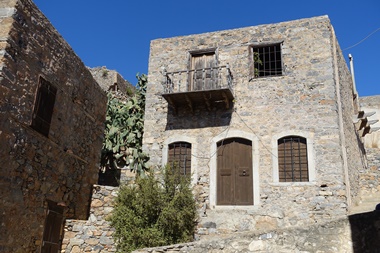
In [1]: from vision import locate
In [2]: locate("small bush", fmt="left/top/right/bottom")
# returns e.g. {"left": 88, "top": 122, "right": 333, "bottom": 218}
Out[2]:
{"left": 108, "top": 166, "right": 197, "bottom": 252}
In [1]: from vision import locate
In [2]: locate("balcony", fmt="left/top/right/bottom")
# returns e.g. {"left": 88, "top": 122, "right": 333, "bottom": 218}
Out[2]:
{"left": 162, "top": 65, "right": 233, "bottom": 113}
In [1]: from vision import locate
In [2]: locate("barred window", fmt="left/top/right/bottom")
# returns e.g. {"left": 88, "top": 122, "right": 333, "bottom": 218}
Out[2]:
{"left": 31, "top": 77, "right": 57, "bottom": 137}
{"left": 278, "top": 136, "right": 308, "bottom": 182}
{"left": 168, "top": 142, "right": 191, "bottom": 176}
{"left": 251, "top": 44, "right": 282, "bottom": 77}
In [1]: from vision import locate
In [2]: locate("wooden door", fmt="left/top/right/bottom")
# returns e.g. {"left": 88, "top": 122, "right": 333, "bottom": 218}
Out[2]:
{"left": 41, "top": 201, "right": 65, "bottom": 253}
{"left": 190, "top": 52, "right": 217, "bottom": 91}
{"left": 217, "top": 138, "right": 253, "bottom": 205}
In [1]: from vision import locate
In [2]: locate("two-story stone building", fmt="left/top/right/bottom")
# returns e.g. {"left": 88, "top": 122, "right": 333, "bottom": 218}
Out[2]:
{"left": 0, "top": 0, "right": 107, "bottom": 252}
{"left": 142, "top": 15, "right": 370, "bottom": 235}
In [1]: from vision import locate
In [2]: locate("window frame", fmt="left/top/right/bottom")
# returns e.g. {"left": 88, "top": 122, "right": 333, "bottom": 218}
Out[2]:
{"left": 249, "top": 42, "right": 283, "bottom": 78}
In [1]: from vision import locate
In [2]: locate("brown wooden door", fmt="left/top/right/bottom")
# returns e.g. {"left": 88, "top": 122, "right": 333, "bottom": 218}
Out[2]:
{"left": 217, "top": 138, "right": 253, "bottom": 205}
{"left": 190, "top": 52, "right": 217, "bottom": 91}
{"left": 41, "top": 201, "right": 65, "bottom": 253}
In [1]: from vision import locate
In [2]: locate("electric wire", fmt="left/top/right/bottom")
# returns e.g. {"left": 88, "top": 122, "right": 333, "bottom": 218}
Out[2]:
{"left": 187, "top": 110, "right": 281, "bottom": 161}
{"left": 174, "top": 101, "right": 309, "bottom": 182}
{"left": 180, "top": 108, "right": 307, "bottom": 182}
{"left": 233, "top": 109, "right": 279, "bottom": 160}
{"left": 189, "top": 124, "right": 231, "bottom": 161}
{"left": 342, "top": 27, "right": 380, "bottom": 51}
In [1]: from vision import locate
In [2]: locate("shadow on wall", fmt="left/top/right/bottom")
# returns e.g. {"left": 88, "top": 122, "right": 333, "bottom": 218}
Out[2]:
{"left": 98, "top": 169, "right": 121, "bottom": 187}
{"left": 166, "top": 106, "right": 233, "bottom": 130}
{"left": 349, "top": 210, "right": 380, "bottom": 252}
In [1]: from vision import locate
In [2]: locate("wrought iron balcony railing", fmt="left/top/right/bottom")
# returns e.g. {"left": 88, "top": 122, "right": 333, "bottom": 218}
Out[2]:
{"left": 163, "top": 65, "right": 233, "bottom": 94}
{"left": 161, "top": 65, "right": 234, "bottom": 112}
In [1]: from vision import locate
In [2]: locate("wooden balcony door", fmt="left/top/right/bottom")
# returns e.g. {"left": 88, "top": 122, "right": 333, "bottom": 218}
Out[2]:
{"left": 190, "top": 52, "right": 217, "bottom": 91}
{"left": 217, "top": 138, "right": 253, "bottom": 205}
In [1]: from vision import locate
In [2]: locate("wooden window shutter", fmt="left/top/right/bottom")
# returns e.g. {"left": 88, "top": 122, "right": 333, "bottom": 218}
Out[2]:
{"left": 31, "top": 77, "right": 57, "bottom": 137}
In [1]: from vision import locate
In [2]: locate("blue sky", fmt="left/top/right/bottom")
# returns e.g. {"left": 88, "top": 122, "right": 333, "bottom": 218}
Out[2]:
{"left": 33, "top": 0, "right": 379, "bottom": 97}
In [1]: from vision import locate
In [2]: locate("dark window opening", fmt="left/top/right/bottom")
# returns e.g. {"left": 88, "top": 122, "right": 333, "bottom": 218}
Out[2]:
{"left": 251, "top": 44, "right": 282, "bottom": 77}
{"left": 278, "top": 136, "right": 308, "bottom": 182}
{"left": 98, "top": 168, "right": 121, "bottom": 187}
{"left": 31, "top": 78, "right": 57, "bottom": 137}
{"left": 41, "top": 200, "right": 65, "bottom": 253}
{"left": 168, "top": 142, "right": 191, "bottom": 176}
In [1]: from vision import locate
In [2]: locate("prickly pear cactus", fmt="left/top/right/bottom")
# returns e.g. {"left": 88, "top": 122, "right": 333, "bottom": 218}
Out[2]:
{"left": 101, "top": 74, "right": 149, "bottom": 174}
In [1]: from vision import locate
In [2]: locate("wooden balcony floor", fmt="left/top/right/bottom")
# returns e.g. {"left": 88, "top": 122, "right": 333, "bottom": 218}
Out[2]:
{"left": 162, "top": 88, "right": 234, "bottom": 112}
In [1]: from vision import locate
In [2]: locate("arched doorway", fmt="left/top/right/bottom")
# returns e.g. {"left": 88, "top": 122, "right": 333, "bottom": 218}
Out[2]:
{"left": 217, "top": 138, "right": 253, "bottom": 205}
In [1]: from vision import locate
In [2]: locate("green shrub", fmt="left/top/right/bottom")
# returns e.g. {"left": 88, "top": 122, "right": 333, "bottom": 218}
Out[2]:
{"left": 109, "top": 166, "right": 197, "bottom": 252}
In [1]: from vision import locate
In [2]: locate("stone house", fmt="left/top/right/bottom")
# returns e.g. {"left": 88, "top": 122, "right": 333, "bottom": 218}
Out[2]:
{"left": 142, "top": 15, "right": 373, "bottom": 235}
{"left": 0, "top": 0, "right": 107, "bottom": 252}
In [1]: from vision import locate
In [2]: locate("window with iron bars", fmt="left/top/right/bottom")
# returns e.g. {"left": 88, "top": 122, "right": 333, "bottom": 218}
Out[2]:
{"left": 251, "top": 43, "right": 283, "bottom": 77}
{"left": 277, "top": 136, "right": 309, "bottom": 182}
{"left": 168, "top": 142, "right": 191, "bottom": 177}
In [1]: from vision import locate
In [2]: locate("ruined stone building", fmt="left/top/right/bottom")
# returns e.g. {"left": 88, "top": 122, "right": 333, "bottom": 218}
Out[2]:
{"left": 89, "top": 66, "right": 135, "bottom": 98}
{"left": 142, "top": 15, "right": 377, "bottom": 236}
{"left": 0, "top": 0, "right": 107, "bottom": 252}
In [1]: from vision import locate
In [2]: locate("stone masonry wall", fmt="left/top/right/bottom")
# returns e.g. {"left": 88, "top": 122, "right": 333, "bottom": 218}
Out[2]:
{"left": 62, "top": 185, "right": 117, "bottom": 253}
{"left": 332, "top": 28, "right": 366, "bottom": 205}
{"left": 89, "top": 66, "right": 135, "bottom": 96}
{"left": 133, "top": 211, "right": 380, "bottom": 253}
{"left": 61, "top": 171, "right": 137, "bottom": 253}
{"left": 143, "top": 15, "right": 357, "bottom": 236}
{"left": 0, "top": 0, "right": 107, "bottom": 252}
{"left": 357, "top": 147, "right": 380, "bottom": 201}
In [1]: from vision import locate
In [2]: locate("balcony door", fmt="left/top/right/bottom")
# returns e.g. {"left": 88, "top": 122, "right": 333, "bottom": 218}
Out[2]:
{"left": 190, "top": 52, "right": 217, "bottom": 91}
